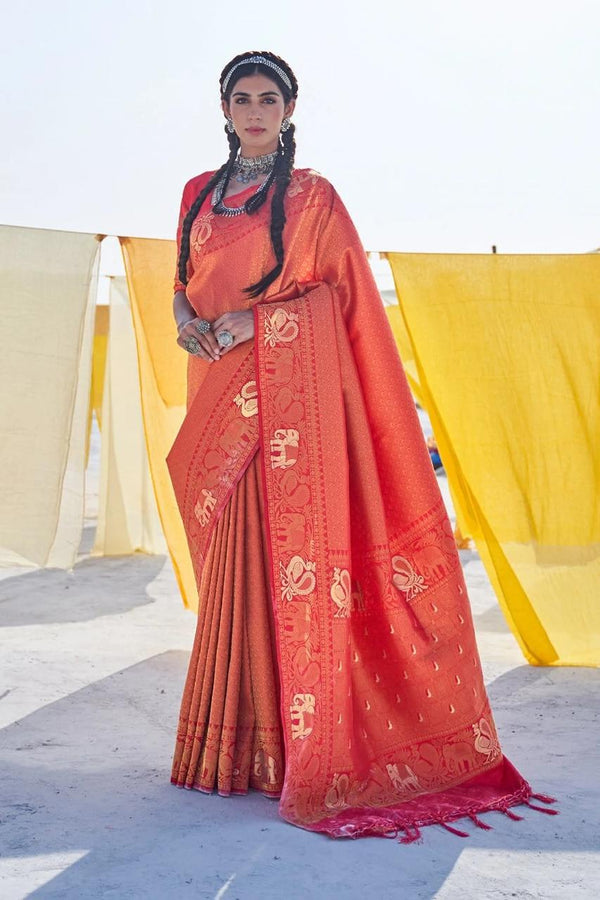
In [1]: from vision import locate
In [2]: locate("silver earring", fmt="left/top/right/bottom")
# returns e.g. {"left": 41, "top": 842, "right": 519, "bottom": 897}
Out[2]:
{"left": 280, "top": 117, "right": 291, "bottom": 133}
{"left": 226, "top": 117, "right": 235, "bottom": 133}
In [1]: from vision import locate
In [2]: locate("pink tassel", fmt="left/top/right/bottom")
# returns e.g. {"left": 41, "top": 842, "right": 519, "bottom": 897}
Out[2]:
{"left": 469, "top": 814, "right": 493, "bottom": 831}
{"left": 441, "top": 822, "right": 470, "bottom": 838}
{"left": 501, "top": 807, "right": 524, "bottom": 821}
{"left": 531, "top": 793, "right": 557, "bottom": 805}
{"left": 399, "top": 824, "right": 422, "bottom": 844}
{"left": 524, "top": 800, "right": 559, "bottom": 816}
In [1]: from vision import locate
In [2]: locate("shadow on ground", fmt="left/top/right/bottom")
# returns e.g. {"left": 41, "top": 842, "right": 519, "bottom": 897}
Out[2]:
{"left": 0, "top": 554, "right": 166, "bottom": 626}
{"left": 1, "top": 645, "right": 597, "bottom": 899}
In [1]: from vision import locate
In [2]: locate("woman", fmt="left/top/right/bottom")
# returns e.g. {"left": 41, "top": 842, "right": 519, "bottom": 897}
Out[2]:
{"left": 167, "top": 51, "right": 554, "bottom": 840}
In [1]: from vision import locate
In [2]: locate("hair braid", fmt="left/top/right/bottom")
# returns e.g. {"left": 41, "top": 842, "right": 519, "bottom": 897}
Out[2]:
{"left": 243, "top": 123, "right": 296, "bottom": 298}
{"left": 176, "top": 126, "right": 240, "bottom": 287}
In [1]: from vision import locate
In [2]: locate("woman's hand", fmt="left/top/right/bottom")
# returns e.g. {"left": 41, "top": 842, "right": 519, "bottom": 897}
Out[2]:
{"left": 177, "top": 318, "right": 221, "bottom": 362}
{"left": 211, "top": 309, "right": 255, "bottom": 355}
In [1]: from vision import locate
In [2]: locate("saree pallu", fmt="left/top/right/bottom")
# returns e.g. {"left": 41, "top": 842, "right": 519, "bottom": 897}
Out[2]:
{"left": 167, "top": 276, "right": 554, "bottom": 839}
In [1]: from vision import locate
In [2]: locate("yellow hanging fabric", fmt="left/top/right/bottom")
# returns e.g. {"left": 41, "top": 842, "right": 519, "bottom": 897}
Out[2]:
{"left": 90, "top": 304, "right": 109, "bottom": 430}
{"left": 0, "top": 225, "right": 100, "bottom": 568}
{"left": 85, "top": 303, "right": 109, "bottom": 468}
{"left": 385, "top": 252, "right": 600, "bottom": 667}
{"left": 119, "top": 237, "right": 197, "bottom": 609}
{"left": 92, "top": 277, "right": 167, "bottom": 556}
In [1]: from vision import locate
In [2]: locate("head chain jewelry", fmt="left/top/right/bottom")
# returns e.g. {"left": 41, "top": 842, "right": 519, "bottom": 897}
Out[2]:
{"left": 222, "top": 56, "right": 293, "bottom": 95}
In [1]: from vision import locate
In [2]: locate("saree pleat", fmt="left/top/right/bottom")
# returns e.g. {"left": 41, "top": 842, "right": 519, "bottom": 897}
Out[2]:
{"left": 171, "top": 451, "right": 284, "bottom": 797}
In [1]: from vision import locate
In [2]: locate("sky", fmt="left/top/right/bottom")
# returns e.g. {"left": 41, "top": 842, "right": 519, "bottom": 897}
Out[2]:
{"left": 2, "top": 0, "right": 599, "bottom": 260}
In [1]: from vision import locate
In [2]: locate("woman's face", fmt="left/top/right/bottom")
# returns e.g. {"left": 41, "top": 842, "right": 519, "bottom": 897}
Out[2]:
{"left": 222, "top": 72, "right": 295, "bottom": 157}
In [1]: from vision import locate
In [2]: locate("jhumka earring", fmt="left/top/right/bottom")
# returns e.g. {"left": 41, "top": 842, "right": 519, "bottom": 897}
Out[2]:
{"left": 280, "top": 117, "right": 291, "bottom": 133}
{"left": 226, "top": 117, "right": 235, "bottom": 133}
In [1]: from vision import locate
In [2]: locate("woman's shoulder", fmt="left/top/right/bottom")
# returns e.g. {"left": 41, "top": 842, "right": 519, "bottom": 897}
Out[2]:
{"left": 288, "top": 167, "right": 335, "bottom": 206}
{"left": 180, "top": 170, "right": 217, "bottom": 200}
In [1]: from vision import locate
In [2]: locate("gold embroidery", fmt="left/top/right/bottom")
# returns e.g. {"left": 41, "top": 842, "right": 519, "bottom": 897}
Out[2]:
{"left": 287, "top": 169, "right": 321, "bottom": 197}
{"left": 473, "top": 717, "right": 501, "bottom": 762}
{"left": 270, "top": 428, "right": 300, "bottom": 469}
{"left": 386, "top": 763, "right": 421, "bottom": 793}
{"left": 253, "top": 748, "right": 278, "bottom": 785}
{"left": 280, "top": 555, "right": 316, "bottom": 602}
{"left": 391, "top": 555, "right": 427, "bottom": 599}
{"left": 290, "top": 693, "right": 315, "bottom": 740}
{"left": 324, "top": 773, "right": 351, "bottom": 810}
{"left": 194, "top": 488, "right": 216, "bottom": 527}
{"left": 233, "top": 380, "right": 258, "bottom": 418}
{"left": 264, "top": 307, "right": 300, "bottom": 347}
{"left": 351, "top": 579, "right": 365, "bottom": 612}
{"left": 330, "top": 567, "right": 352, "bottom": 618}
{"left": 191, "top": 213, "right": 215, "bottom": 251}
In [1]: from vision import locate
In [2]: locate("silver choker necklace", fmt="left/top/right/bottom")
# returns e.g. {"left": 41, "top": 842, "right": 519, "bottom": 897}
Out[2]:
{"left": 232, "top": 150, "right": 278, "bottom": 184}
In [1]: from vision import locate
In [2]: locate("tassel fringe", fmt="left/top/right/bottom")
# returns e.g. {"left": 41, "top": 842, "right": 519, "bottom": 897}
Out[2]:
{"left": 315, "top": 782, "right": 558, "bottom": 843}
{"left": 441, "top": 822, "right": 470, "bottom": 838}
{"left": 469, "top": 814, "right": 493, "bottom": 831}
{"left": 531, "top": 793, "right": 557, "bottom": 805}
{"left": 524, "top": 799, "right": 559, "bottom": 816}
{"left": 502, "top": 807, "right": 524, "bottom": 821}
{"left": 399, "top": 824, "right": 422, "bottom": 844}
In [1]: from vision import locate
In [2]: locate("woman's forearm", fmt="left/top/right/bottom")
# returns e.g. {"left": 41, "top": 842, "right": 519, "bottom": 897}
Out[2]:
{"left": 173, "top": 290, "right": 196, "bottom": 332}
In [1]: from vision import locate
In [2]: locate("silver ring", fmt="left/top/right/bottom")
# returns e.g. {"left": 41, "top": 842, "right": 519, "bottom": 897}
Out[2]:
{"left": 194, "top": 319, "right": 211, "bottom": 335}
{"left": 216, "top": 330, "right": 234, "bottom": 348}
{"left": 185, "top": 336, "right": 201, "bottom": 354}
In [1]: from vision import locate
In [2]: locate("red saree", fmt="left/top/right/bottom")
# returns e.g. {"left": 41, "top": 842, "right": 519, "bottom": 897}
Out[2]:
{"left": 167, "top": 169, "right": 554, "bottom": 838}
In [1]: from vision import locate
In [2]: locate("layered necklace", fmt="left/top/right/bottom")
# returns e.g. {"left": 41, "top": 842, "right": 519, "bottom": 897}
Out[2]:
{"left": 211, "top": 150, "right": 279, "bottom": 218}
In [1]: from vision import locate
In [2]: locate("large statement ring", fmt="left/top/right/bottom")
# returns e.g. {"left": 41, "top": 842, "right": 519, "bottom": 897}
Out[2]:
{"left": 194, "top": 319, "right": 211, "bottom": 335}
{"left": 216, "top": 330, "right": 234, "bottom": 348}
{"left": 185, "top": 336, "right": 201, "bottom": 354}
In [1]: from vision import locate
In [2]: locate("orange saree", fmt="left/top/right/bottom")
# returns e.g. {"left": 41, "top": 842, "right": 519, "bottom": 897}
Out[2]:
{"left": 167, "top": 169, "right": 555, "bottom": 838}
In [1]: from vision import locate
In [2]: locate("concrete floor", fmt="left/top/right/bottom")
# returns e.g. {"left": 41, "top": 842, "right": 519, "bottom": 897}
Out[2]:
{"left": 0, "top": 424, "right": 599, "bottom": 899}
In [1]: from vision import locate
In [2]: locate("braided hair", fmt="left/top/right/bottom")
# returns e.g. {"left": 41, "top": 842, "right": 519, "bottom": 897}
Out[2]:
{"left": 177, "top": 51, "right": 299, "bottom": 299}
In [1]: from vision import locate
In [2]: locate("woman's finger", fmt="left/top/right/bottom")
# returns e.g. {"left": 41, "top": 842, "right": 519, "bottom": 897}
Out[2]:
{"left": 187, "top": 320, "right": 220, "bottom": 359}
{"left": 179, "top": 323, "right": 220, "bottom": 361}
{"left": 212, "top": 314, "right": 230, "bottom": 331}
{"left": 200, "top": 328, "right": 221, "bottom": 358}
{"left": 177, "top": 332, "right": 213, "bottom": 360}
{"left": 196, "top": 331, "right": 221, "bottom": 361}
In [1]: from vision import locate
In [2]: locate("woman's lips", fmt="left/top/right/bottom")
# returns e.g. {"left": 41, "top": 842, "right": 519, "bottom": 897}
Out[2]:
{"left": 246, "top": 127, "right": 266, "bottom": 135}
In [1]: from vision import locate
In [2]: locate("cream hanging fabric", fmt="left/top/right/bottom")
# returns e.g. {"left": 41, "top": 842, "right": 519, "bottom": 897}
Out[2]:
{"left": 386, "top": 252, "right": 600, "bottom": 667}
{"left": 92, "top": 277, "right": 166, "bottom": 556}
{"left": 0, "top": 225, "right": 100, "bottom": 568}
